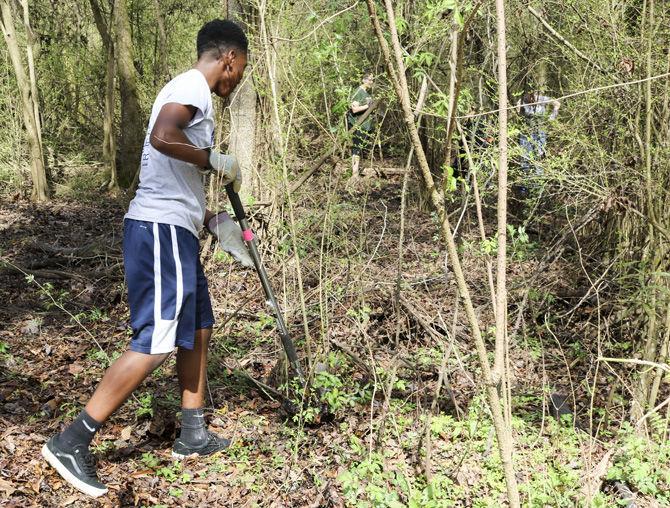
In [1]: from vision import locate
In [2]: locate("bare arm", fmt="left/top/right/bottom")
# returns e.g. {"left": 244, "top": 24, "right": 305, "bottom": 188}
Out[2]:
{"left": 549, "top": 99, "right": 561, "bottom": 120}
{"left": 351, "top": 101, "right": 369, "bottom": 114}
{"left": 149, "top": 103, "right": 210, "bottom": 168}
{"left": 150, "top": 104, "right": 226, "bottom": 227}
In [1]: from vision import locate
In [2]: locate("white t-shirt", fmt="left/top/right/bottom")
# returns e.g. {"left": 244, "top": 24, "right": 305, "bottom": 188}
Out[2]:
{"left": 519, "top": 95, "right": 554, "bottom": 119}
{"left": 125, "top": 69, "right": 213, "bottom": 237}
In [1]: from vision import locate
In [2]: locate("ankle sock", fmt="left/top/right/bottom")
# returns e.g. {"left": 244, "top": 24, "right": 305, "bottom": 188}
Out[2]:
{"left": 58, "top": 410, "right": 102, "bottom": 448}
{"left": 179, "top": 408, "right": 208, "bottom": 447}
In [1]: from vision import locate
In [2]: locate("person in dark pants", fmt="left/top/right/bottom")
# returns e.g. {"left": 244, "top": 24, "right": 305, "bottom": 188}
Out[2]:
{"left": 347, "top": 72, "right": 374, "bottom": 179}
{"left": 516, "top": 90, "right": 560, "bottom": 194}
{"left": 41, "top": 20, "right": 251, "bottom": 498}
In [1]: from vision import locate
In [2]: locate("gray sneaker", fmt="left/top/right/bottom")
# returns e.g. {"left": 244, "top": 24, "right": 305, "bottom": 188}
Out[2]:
{"left": 41, "top": 436, "right": 108, "bottom": 498}
{"left": 172, "top": 431, "right": 231, "bottom": 459}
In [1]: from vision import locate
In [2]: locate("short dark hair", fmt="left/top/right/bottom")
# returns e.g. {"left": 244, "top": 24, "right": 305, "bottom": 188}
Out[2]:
{"left": 197, "top": 20, "right": 248, "bottom": 59}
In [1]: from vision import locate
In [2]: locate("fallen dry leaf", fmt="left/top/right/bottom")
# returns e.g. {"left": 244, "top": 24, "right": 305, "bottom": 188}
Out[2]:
{"left": 120, "top": 425, "right": 133, "bottom": 441}
{"left": 0, "top": 478, "right": 16, "bottom": 498}
{"left": 2, "top": 436, "right": 16, "bottom": 455}
{"left": 130, "top": 470, "right": 153, "bottom": 478}
{"left": 20, "top": 319, "right": 40, "bottom": 335}
{"left": 60, "top": 494, "right": 80, "bottom": 506}
{"left": 68, "top": 364, "right": 84, "bottom": 375}
{"left": 41, "top": 398, "right": 60, "bottom": 418}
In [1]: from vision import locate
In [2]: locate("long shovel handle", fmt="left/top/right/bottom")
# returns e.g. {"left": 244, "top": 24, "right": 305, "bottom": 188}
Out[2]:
{"left": 225, "top": 184, "right": 306, "bottom": 387}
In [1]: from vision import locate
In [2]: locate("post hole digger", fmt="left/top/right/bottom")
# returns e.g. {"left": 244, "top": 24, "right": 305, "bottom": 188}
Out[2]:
{"left": 222, "top": 184, "right": 333, "bottom": 422}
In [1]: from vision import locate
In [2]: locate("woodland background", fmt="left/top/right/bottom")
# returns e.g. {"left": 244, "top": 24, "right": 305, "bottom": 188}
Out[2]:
{"left": 0, "top": 0, "right": 669, "bottom": 506}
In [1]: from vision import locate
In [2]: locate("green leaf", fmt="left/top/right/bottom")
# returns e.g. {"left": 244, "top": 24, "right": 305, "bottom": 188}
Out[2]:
{"left": 454, "top": 7, "right": 463, "bottom": 27}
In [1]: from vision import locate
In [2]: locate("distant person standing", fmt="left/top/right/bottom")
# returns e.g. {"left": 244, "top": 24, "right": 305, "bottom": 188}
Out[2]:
{"left": 347, "top": 72, "right": 374, "bottom": 179}
{"left": 516, "top": 90, "right": 560, "bottom": 189}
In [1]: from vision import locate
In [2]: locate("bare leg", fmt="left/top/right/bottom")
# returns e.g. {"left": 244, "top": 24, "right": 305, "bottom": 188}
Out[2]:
{"left": 351, "top": 155, "right": 361, "bottom": 178}
{"left": 177, "top": 328, "right": 211, "bottom": 409}
{"left": 85, "top": 351, "right": 169, "bottom": 422}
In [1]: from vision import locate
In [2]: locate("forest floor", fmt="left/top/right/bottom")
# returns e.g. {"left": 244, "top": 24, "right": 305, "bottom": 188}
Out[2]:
{"left": 0, "top": 160, "right": 668, "bottom": 507}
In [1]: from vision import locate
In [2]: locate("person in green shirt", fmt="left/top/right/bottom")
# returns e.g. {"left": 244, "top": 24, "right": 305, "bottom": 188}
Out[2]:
{"left": 347, "top": 72, "right": 374, "bottom": 179}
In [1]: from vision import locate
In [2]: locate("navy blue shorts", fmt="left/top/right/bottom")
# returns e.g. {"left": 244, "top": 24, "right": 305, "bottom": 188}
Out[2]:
{"left": 123, "top": 219, "right": 214, "bottom": 354}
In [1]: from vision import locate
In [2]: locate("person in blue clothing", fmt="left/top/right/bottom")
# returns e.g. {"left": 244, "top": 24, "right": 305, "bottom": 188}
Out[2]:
{"left": 516, "top": 90, "right": 560, "bottom": 191}
{"left": 41, "top": 19, "right": 252, "bottom": 498}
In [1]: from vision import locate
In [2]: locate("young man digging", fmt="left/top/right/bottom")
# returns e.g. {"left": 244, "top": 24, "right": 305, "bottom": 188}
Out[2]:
{"left": 41, "top": 19, "right": 253, "bottom": 498}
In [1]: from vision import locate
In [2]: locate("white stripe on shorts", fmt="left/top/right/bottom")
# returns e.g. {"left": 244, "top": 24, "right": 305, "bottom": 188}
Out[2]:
{"left": 150, "top": 224, "right": 183, "bottom": 354}
{"left": 170, "top": 225, "right": 183, "bottom": 319}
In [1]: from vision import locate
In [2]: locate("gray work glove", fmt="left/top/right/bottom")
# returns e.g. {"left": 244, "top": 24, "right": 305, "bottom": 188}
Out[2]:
{"left": 207, "top": 212, "right": 253, "bottom": 268}
{"left": 207, "top": 151, "right": 242, "bottom": 193}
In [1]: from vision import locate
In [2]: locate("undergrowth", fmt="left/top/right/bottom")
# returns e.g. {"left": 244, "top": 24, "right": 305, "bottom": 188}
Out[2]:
{"left": 336, "top": 395, "right": 669, "bottom": 507}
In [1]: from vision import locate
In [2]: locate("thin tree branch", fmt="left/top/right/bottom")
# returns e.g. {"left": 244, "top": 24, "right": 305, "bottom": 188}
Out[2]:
{"left": 527, "top": 6, "right": 606, "bottom": 73}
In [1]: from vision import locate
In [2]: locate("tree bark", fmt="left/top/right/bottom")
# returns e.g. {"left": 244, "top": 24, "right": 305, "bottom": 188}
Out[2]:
{"left": 113, "top": 0, "right": 144, "bottom": 188}
{"left": 492, "top": 0, "right": 509, "bottom": 384}
{"left": 90, "top": 0, "right": 118, "bottom": 190}
{"left": 258, "top": 0, "right": 283, "bottom": 157}
{"left": 227, "top": 0, "right": 258, "bottom": 194}
{"left": 103, "top": 36, "right": 118, "bottom": 190}
{"left": 19, "top": 0, "right": 41, "bottom": 150}
{"left": 152, "top": 0, "right": 168, "bottom": 85}
{"left": 491, "top": 2, "right": 520, "bottom": 505}
{"left": 0, "top": 0, "right": 48, "bottom": 201}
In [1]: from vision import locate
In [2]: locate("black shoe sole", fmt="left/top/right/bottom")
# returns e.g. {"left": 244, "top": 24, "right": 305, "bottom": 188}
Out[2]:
{"left": 172, "top": 438, "right": 231, "bottom": 460}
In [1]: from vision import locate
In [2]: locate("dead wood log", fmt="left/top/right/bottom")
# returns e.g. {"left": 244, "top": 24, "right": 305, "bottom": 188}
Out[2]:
{"left": 0, "top": 259, "right": 122, "bottom": 280}
{"left": 35, "top": 240, "right": 120, "bottom": 255}
{"left": 0, "top": 264, "right": 85, "bottom": 280}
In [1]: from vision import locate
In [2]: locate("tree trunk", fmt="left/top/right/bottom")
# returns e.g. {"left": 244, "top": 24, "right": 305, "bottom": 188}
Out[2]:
{"left": 492, "top": 0, "right": 510, "bottom": 383}
{"left": 104, "top": 38, "right": 118, "bottom": 190}
{"left": 227, "top": 0, "right": 258, "bottom": 195}
{"left": 113, "top": 0, "right": 144, "bottom": 188}
{"left": 90, "top": 0, "right": 118, "bottom": 190}
{"left": 491, "top": 2, "right": 520, "bottom": 505}
{"left": 152, "top": 0, "right": 168, "bottom": 85}
{"left": 259, "top": 0, "right": 283, "bottom": 157}
{"left": 19, "top": 0, "right": 41, "bottom": 150}
{"left": 0, "top": 0, "right": 48, "bottom": 201}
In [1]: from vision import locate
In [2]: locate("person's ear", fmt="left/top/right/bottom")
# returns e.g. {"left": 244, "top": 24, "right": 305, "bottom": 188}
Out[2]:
{"left": 219, "top": 49, "right": 235, "bottom": 73}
